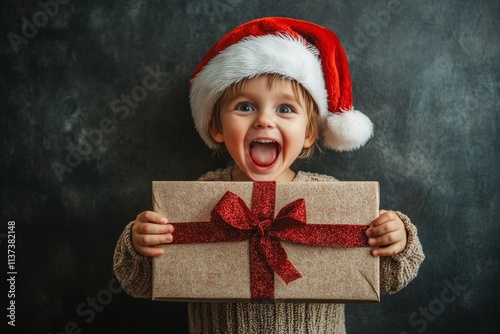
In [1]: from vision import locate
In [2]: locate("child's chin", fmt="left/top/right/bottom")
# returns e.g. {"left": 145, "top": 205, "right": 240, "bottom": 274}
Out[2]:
{"left": 247, "top": 166, "right": 279, "bottom": 181}
{"left": 249, "top": 174, "right": 277, "bottom": 182}
{"left": 240, "top": 167, "right": 276, "bottom": 181}
{"left": 248, "top": 167, "right": 292, "bottom": 182}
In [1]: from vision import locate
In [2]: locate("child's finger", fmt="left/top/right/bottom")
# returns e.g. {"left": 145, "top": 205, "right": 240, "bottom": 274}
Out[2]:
{"left": 135, "top": 222, "right": 174, "bottom": 235}
{"left": 366, "top": 221, "right": 399, "bottom": 238}
{"left": 368, "top": 234, "right": 397, "bottom": 247}
{"left": 135, "top": 232, "right": 173, "bottom": 247}
{"left": 370, "top": 210, "right": 396, "bottom": 228}
{"left": 368, "top": 228, "right": 404, "bottom": 247}
{"left": 133, "top": 232, "right": 173, "bottom": 257}
{"left": 371, "top": 242, "right": 405, "bottom": 257}
{"left": 136, "top": 245, "right": 165, "bottom": 257}
{"left": 136, "top": 210, "right": 169, "bottom": 225}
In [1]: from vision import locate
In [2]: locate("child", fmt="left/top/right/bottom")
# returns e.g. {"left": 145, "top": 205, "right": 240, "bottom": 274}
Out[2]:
{"left": 113, "top": 17, "right": 424, "bottom": 333}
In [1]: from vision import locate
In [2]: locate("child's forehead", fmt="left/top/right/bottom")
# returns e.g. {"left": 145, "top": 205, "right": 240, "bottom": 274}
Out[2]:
{"left": 229, "top": 75, "right": 302, "bottom": 94}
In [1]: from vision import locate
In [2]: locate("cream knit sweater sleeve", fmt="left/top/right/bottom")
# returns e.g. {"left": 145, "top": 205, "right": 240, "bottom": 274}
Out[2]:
{"left": 379, "top": 211, "right": 425, "bottom": 294}
{"left": 113, "top": 221, "right": 153, "bottom": 298}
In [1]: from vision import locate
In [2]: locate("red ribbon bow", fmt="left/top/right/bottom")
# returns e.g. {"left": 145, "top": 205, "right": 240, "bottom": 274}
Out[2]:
{"left": 171, "top": 181, "right": 369, "bottom": 301}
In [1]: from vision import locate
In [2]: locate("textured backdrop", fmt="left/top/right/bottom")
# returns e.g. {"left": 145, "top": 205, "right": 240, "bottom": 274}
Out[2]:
{"left": 1, "top": 0, "right": 499, "bottom": 333}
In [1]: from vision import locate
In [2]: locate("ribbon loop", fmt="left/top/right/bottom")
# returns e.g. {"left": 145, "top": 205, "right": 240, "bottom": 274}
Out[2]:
{"left": 211, "top": 191, "right": 256, "bottom": 231}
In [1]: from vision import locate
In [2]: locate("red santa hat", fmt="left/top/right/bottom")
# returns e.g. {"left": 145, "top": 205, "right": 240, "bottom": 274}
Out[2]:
{"left": 190, "top": 17, "right": 373, "bottom": 151}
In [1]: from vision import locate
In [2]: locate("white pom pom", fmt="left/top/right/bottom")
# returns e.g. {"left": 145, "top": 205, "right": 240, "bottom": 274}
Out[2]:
{"left": 322, "top": 109, "right": 374, "bottom": 151}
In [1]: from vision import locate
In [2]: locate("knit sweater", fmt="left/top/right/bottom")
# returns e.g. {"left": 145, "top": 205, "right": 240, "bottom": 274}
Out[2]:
{"left": 113, "top": 167, "right": 425, "bottom": 333}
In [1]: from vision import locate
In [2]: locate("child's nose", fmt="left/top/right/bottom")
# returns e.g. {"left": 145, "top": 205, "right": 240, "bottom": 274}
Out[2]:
{"left": 253, "top": 109, "right": 276, "bottom": 128}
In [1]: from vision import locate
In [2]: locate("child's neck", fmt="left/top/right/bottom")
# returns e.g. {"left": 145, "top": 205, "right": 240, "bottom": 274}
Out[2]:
{"left": 231, "top": 166, "right": 296, "bottom": 182}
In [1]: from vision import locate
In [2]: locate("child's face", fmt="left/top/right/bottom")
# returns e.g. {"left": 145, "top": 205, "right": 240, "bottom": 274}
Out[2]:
{"left": 210, "top": 76, "right": 316, "bottom": 181}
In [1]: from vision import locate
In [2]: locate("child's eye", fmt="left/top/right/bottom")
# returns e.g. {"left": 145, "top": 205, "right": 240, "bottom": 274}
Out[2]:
{"left": 235, "top": 103, "right": 254, "bottom": 112}
{"left": 277, "top": 105, "right": 294, "bottom": 114}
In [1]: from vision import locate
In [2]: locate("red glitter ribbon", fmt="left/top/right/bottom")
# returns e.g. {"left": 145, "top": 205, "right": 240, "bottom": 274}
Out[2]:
{"left": 170, "top": 181, "right": 369, "bottom": 301}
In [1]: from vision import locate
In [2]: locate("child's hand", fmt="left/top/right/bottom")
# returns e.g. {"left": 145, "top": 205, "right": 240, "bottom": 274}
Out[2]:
{"left": 366, "top": 210, "right": 407, "bottom": 257}
{"left": 132, "top": 211, "right": 174, "bottom": 257}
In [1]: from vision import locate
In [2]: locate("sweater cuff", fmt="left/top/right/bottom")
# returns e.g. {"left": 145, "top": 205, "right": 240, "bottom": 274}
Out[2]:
{"left": 390, "top": 211, "right": 422, "bottom": 262}
{"left": 123, "top": 221, "right": 146, "bottom": 261}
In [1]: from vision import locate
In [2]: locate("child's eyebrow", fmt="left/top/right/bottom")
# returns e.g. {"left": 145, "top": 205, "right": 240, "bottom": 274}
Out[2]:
{"left": 229, "top": 92, "right": 300, "bottom": 102}
{"left": 277, "top": 93, "right": 301, "bottom": 102}
{"left": 228, "top": 93, "right": 252, "bottom": 100}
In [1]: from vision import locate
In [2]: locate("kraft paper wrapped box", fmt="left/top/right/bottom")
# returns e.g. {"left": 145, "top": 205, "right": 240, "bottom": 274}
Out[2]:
{"left": 152, "top": 181, "right": 380, "bottom": 303}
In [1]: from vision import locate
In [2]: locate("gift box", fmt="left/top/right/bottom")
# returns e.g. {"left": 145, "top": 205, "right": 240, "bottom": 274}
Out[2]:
{"left": 152, "top": 181, "right": 380, "bottom": 303}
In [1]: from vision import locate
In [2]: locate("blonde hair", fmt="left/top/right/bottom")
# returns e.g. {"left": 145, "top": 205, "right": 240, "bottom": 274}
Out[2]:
{"left": 210, "top": 74, "right": 321, "bottom": 159}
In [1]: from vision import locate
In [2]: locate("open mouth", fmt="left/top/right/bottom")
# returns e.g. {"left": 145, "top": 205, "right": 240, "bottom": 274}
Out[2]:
{"left": 249, "top": 139, "right": 280, "bottom": 167}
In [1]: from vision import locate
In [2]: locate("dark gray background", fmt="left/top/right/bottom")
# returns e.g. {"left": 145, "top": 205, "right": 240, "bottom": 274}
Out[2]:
{"left": 2, "top": 0, "right": 499, "bottom": 333}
